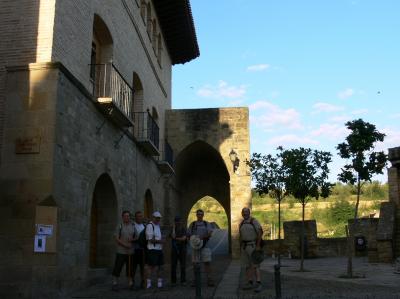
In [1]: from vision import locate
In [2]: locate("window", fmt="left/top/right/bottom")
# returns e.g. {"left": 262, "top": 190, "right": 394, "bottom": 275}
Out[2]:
{"left": 90, "top": 42, "right": 97, "bottom": 81}
{"left": 140, "top": 0, "right": 146, "bottom": 22}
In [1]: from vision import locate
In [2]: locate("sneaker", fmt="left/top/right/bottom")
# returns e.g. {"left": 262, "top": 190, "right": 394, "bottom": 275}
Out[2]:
{"left": 157, "top": 279, "right": 163, "bottom": 288}
{"left": 254, "top": 283, "right": 262, "bottom": 293}
{"left": 146, "top": 279, "right": 152, "bottom": 289}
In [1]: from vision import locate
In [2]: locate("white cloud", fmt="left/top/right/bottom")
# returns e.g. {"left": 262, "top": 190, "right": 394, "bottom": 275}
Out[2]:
{"left": 390, "top": 113, "right": 400, "bottom": 119}
{"left": 246, "top": 64, "right": 270, "bottom": 72}
{"left": 376, "top": 127, "right": 400, "bottom": 152}
{"left": 197, "top": 81, "right": 246, "bottom": 99}
{"left": 312, "top": 102, "right": 344, "bottom": 113}
{"left": 329, "top": 115, "right": 349, "bottom": 123}
{"left": 338, "top": 88, "right": 355, "bottom": 99}
{"left": 351, "top": 109, "right": 368, "bottom": 115}
{"left": 267, "top": 134, "right": 319, "bottom": 146}
{"left": 249, "top": 101, "right": 303, "bottom": 130}
{"left": 310, "top": 123, "right": 349, "bottom": 140}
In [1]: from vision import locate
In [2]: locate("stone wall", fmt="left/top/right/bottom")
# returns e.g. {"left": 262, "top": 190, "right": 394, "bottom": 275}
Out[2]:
{"left": 166, "top": 108, "right": 251, "bottom": 258}
{"left": 283, "top": 220, "right": 318, "bottom": 258}
{"left": 0, "top": 63, "right": 173, "bottom": 298}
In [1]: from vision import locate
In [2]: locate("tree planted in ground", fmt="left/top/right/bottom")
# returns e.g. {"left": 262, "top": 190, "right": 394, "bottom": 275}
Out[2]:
{"left": 247, "top": 146, "right": 288, "bottom": 265}
{"left": 280, "top": 147, "right": 332, "bottom": 271}
{"left": 336, "top": 119, "right": 387, "bottom": 278}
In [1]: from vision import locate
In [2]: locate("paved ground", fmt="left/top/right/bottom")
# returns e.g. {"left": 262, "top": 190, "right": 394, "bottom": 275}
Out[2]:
{"left": 70, "top": 256, "right": 400, "bottom": 299}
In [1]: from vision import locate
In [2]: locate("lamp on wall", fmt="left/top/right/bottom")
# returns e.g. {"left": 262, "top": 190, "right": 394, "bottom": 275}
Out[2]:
{"left": 229, "top": 149, "right": 240, "bottom": 173}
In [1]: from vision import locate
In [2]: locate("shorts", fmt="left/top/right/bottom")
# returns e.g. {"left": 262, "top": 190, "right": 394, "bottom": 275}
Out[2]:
{"left": 241, "top": 242, "right": 259, "bottom": 268}
{"left": 145, "top": 249, "right": 164, "bottom": 266}
{"left": 192, "top": 247, "right": 212, "bottom": 263}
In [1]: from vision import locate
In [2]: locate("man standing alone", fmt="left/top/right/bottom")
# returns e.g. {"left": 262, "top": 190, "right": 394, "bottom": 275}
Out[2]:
{"left": 239, "top": 207, "right": 263, "bottom": 293}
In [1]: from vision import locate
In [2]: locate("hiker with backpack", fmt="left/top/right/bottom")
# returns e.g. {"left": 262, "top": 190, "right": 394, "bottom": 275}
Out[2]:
{"left": 239, "top": 207, "right": 263, "bottom": 293}
{"left": 111, "top": 210, "right": 136, "bottom": 291}
{"left": 145, "top": 211, "right": 165, "bottom": 289}
{"left": 169, "top": 215, "right": 187, "bottom": 286}
{"left": 187, "top": 209, "right": 215, "bottom": 287}
{"left": 131, "top": 211, "right": 146, "bottom": 289}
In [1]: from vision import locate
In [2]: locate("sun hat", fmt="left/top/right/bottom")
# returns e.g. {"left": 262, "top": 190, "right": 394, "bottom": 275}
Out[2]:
{"left": 189, "top": 235, "right": 203, "bottom": 250}
{"left": 152, "top": 211, "right": 162, "bottom": 218}
{"left": 251, "top": 249, "right": 264, "bottom": 264}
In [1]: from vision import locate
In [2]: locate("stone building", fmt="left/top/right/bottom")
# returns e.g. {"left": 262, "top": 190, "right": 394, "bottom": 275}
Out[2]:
{"left": 0, "top": 1, "right": 251, "bottom": 298}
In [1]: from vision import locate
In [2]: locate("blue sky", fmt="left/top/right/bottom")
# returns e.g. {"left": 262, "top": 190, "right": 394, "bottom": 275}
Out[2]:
{"left": 172, "top": 0, "right": 400, "bottom": 182}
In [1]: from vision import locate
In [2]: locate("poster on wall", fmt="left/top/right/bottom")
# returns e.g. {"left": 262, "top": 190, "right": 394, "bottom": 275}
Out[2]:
{"left": 37, "top": 224, "right": 53, "bottom": 236}
{"left": 34, "top": 235, "right": 46, "bottom": 252}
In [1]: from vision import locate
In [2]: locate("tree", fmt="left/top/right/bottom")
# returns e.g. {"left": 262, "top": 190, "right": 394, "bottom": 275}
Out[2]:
{"left": 337, "top": 119, "right": 387, "bottom": 278}
{"left": 247, "top": 146, "right": 288, "bottom": 265}
{"left": 280, "top": 147, "right": 332, "bottom": 271}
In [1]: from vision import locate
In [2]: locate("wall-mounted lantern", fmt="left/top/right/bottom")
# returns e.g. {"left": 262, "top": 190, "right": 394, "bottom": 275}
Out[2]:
{"left": 229, "top": 149, "right": 240, "bottom": 173}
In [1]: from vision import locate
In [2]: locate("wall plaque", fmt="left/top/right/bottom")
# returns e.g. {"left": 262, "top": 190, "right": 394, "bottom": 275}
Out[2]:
{"left": 15, "top": 136, "right": 41, "bottom": 154}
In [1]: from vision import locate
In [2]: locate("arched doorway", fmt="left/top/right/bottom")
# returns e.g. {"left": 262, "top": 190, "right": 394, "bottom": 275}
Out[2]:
{"left": 144, "top": 189, "right": 153, "bottom": 221}
{"left": 187, "top": 196, "right": 229, "bottom": 255}
{"left": 175, "top": 140, "right": 231, "bottom": 252}
{"left": 89, "top": 173, "right": 117, "bottom": 268}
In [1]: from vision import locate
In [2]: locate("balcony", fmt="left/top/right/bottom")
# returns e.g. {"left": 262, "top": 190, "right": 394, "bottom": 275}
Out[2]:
{"left": 133, "top": 111, "right": 160, "bottom": 156}
{"left": 90, "top": 63, "right": 133, "bottom": 127}
{"left": 157, "top": 140, "right": 174, "bottom": 174}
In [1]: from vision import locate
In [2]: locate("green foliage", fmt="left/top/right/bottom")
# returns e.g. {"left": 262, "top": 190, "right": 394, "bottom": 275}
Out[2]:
{"left": 337, "top": 119, "right": 387, "bottom": 185}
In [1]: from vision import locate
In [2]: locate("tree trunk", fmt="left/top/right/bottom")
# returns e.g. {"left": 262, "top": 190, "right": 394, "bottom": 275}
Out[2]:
{"left": 300, "top": 202, "right": 305, "bottom": 271}
{"left": 278, "top": 198, "right": 281, "bottom": 266}
{"left": 347, "top": 178, "right": 361, "bottom": 278}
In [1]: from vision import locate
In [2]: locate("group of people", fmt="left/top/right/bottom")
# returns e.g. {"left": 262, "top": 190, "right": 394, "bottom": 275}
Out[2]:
{"left": 111, "top": 207, "right": 263, "bottom": 293}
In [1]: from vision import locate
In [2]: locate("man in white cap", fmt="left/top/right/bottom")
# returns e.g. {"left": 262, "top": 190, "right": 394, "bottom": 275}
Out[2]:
{"left": 145, "top": 211, "right": 164, "bottom": 289}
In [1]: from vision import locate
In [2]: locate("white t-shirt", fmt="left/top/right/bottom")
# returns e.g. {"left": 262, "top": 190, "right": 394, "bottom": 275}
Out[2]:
{"left": 145, "top": 222, "right": 162, "bottom": 250}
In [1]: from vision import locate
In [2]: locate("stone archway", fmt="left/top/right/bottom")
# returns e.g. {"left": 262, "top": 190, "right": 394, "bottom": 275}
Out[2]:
{"left": 175, "top": 140, "right": 232, "bottom": 252}
{"left": 166, "top": 107, "right": 251, "bottom": 257}
{"left": 89, "top": 173, "right": 118, "bottom": 268}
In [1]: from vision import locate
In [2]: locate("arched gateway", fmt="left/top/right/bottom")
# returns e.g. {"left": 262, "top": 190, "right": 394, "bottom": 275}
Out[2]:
{"left": 166, "top": 107, "right": 251, "bottom": 257}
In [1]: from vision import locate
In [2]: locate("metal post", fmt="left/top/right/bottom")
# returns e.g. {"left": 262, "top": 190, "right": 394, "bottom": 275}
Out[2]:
{"left": 274, "top": 264, "right": 281, "bottom": 299}
{"left": 194, "top": 262, "right": 202, "bottom": 299}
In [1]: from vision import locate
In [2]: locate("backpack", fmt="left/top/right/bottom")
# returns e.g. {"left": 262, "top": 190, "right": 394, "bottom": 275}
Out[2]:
{"left": 138, "top": 223, "right": 154, "bottom": 249}
{"left": 240, "top": 218, "right": 265, "bottom": 248}
{"left": 190, "top": 221, "right": 209, "bottom": 248}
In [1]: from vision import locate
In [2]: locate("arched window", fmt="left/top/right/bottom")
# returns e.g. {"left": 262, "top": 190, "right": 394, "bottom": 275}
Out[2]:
{"left": 146, "top": 3, "right": 152, "bottom": 37}
{"left": 140, "top": 0, "right": 146, "bottom": 22}
{"left": 132, "top": 72, "right": 144, "bottom": 113}
{"left": 90, "top": 15, "right": 113, "bottom": 90}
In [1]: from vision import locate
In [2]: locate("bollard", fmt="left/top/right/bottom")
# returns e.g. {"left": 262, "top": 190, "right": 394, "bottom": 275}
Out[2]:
{"left": 274, "top": 264, "right": 282, "bottom": 299}
{"left": 194, "top": 262, "right": 202, "bottom": 299}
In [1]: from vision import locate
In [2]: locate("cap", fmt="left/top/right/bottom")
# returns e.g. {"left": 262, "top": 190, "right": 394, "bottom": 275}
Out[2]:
{"left": 174, "top": 215, "right": 182, "bottom": 222}
{"left": 152, "top": 211, "right": 162, "bottom": 218}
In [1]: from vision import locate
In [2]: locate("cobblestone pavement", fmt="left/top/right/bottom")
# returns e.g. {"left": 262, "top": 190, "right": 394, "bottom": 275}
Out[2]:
{"left": 238, "top": 257, "right": 400, "bottom": 299}
{"left": 69, "top": 255, "right": 231, "bottom": 299}
{"left": 70, "top": 256, "right": 400, "bottom": 299}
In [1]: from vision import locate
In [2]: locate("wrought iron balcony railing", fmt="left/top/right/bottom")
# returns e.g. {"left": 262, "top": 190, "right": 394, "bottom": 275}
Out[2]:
{"left": 90, "top": 63, "right": 133, "bottom": 126}
{"left": 133, "top": 111, "right": 160, "bottom": 156}
{"left": 157, "top": 139, "right": 174, "bottom": 174}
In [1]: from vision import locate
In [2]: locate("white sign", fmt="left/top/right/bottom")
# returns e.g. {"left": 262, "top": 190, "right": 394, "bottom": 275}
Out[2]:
{"left": 34, "top": 235, "right": 46, "bottom": 252}
{"left": 37, "top": 224, "right": 53, "bottom": 236}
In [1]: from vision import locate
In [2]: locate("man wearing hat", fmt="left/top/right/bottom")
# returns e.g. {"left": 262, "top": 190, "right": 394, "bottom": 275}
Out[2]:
{"left": 169, "top": 215, "right": 187, "bottom": 286}
{"left": 145, "top": 211, "right": 164, "bottom": 289}
{"left": 239, "top": 207, "right": 263, "bottom": 293}
{"left": 188, "top": 209, "right": 214, "bottom": 286}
